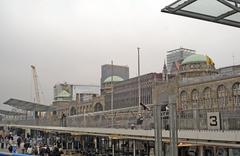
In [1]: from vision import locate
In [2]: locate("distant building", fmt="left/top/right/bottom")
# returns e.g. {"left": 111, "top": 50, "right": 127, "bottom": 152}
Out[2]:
{"left": 53, "top": 83, "right": 72, "bottom": 101}
{"left": 104, "top": 73, "right": 163, "bottom": 110}
{"left": 218, "top": 65, "right": 240, "bottom": 75}
{"left": 166, "top": 48, "right": 195, "bottom": 74}
{"left": 53, "top": 83, "right": 100, "bottom": 102}
{"left": 101, "top": 64, "right": 129, "bottom": 94}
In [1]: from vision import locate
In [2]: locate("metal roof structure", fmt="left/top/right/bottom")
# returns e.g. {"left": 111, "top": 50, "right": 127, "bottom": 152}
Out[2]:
{"left": 0, "top": 109, "right": 25, "bottom": 116}
{"left": 3, "top": 124, "right": 240, "bottom": 147}
{"left": 4, "top": 98, "right": 56, "bottom": 112}
{"left": 161, "top": 0, "right": 240, "bottom": 28}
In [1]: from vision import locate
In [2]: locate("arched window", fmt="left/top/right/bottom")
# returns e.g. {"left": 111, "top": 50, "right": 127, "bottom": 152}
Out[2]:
{"left": 217, "top": 85, "right": 227, "bottom": 108}
{"left": 94, "top": 103, "right": 103, "bottom": 112}
{"left": 191, "top": 89, "right": 199, "bottom": 109}
{"left": 232, "top": 82, "right": 240, "bottom": 108}
{"left": 203, "top": 87, "right": 211, "bottom": 109}
{"left": 70, "top": 107, "right": 77, "bottom": 116}
{"left": 180, "top": 91, "right": 187, "bottom": 110}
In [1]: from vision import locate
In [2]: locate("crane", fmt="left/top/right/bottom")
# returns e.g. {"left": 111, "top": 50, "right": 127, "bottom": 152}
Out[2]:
{"left": 31, "top": 65, "right": 41, "bottom": 103}
{"left": 31, "top": 65, "right": 41, "bottom": 118}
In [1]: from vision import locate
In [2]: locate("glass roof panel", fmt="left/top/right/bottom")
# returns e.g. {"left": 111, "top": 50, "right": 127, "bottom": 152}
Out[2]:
{"left": 171, "top": 0, "right": 189, "bottom": 8}
{"left": 183, "top": 0, "right": 232, "bottom": 17}
{"left": 226, "top": 12, "right": 240, "bottom": 21}
{"left": 162, "top": 0, "right": 240, "bottom": 28}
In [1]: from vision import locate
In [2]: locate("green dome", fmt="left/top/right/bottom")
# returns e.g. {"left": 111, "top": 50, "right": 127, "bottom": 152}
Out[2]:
{"left": 56, "top": 90, "right": 71, "bottom": 98}
{"left": 182, "top": 54, "right": 209, "bottom": 65}
{"left": 104, "top": 76, "right": 124, "bottom": 83}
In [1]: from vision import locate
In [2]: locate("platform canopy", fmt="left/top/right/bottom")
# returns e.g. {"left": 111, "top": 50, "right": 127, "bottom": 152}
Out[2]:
{"left": 0, "top": 109, "right": 25, "bottom": 116}
{"left": 4, "top": 98, "right": 57, "bottom": 112}
{"left": 161, "top": 0, "right": 240, "bottom": 28}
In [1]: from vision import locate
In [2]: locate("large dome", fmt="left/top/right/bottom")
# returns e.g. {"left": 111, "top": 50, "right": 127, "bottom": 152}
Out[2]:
{"left": 182, "top": 54, "right": 214, "bottom": 65}
{"left": 180, "top": 54, "right": 216, "bottom": 78}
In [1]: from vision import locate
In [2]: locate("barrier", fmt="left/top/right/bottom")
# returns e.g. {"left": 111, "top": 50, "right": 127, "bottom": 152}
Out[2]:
{"left": 0, "top": 152, "right": 29, "bottom": 156}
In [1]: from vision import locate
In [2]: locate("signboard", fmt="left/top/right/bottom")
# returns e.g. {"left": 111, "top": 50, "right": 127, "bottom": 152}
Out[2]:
{"left": 207, "top": 112, "right": 220, "bottom": 130}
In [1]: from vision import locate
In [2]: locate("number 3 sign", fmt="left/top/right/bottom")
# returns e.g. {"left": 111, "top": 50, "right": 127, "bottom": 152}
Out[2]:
{"left": 207, "top": 112, "right": 220, "bottom": 130}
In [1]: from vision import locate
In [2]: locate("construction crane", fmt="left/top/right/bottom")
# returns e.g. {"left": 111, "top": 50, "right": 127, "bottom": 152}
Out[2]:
{"left": 31, "top": 65, "right": 41, "bottom": 118}
{"left": 31, "top": 65, "right": 41, "bottom": 103}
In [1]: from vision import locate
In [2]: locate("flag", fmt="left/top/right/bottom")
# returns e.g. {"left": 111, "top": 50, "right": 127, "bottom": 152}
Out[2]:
{"left": 206, "top": 55, "right": 214, "bottom": 65}
{"left": 175, "top": 61, "right": 180, "bottom": 70}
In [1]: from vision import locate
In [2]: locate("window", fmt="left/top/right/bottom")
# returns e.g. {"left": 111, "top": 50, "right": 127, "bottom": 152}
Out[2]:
{"left": 191, "top": 89, "right": 199, "bottom": 109}
{"left": 232, "top": 82, "right": 240, "bottom": 108}
{"left": 217, "top": 85, "right": 227, "bottom": 108}
{"left": 180, "top": 91, "right": 187, "bottom": 110}
{"left": 203, "top": 87, "right": 211, "bottom": 109}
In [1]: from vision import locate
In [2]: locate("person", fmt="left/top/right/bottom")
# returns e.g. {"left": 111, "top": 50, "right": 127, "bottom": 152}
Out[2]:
{"left": 17, "top": 137, "right": 21, "bottom": 148}
{"left": 8, "top": 144, "right": 13, "bottom": 153}
{"left": 0, "top": 136, "right": 4, "bottom": 149}
{"left": 20, "top": 141, "right": 25, "bottom": 154}
{"left": 27, "top": 145, "right": 33, "bottom": 154}
{"left": 59, "top": 148, "right": 64, "bottom": 156}
{"left": 32, "top": 146, "right": 38, "bottom": 155}
{"left": 45, "top": 145, "right": 51, "bottom": 155}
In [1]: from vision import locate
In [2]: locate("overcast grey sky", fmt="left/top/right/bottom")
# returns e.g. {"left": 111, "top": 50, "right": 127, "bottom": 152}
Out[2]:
{"left": 0, "top": 0, "right": 240, "bottom": 109}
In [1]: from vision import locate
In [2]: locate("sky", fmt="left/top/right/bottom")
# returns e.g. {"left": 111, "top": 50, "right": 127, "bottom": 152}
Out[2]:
{"left": 0, "top": 0, "right": 240, "bottom": 110}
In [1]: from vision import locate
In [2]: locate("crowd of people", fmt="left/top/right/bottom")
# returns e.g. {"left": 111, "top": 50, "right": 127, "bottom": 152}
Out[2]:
{"left": 0, "top": 132, "right": 64, "bottom": 156}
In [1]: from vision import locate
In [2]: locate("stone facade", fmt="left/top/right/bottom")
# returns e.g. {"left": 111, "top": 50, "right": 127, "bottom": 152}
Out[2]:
{"left": 104, "top": 73, "right": 163, "bottom": 110}
{"left": 178, "top": 74, "right": 240, "bottom": 111}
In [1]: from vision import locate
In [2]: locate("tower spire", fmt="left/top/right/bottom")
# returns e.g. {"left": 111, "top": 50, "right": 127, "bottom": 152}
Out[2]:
{"left": 162, "top": 60, "right": 168, "bottom": 81}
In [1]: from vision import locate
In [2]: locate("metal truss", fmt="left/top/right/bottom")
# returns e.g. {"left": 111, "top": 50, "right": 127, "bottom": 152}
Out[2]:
{"left": 161, "top": 0, "right": 240, "bottom": 28}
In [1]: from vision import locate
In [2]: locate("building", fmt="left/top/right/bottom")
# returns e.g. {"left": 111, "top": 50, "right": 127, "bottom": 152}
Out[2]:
{"left": 104, "top": 73, "right": 164, "bottom": 110}
{"left": 53, "top": 82, "right": 72, "bottom": 101}
{"left": 154, "top": 53, "right": 240, "bottom": 130}
{"left": 101, "top": 64, "right": 129, "bottom": 94}
{"left": 218, "top": 64, "right": 240, "bottom": 75}
{"left": 54, "top": 49, "right": 240, "bottom": 131}
{"left": 52, "top": 83, "right": 100, "bottom": 117}
{"left": 166, "top": 48, "right": 195, "bottom": 74}
{"left": 53, "top": 83, "right": 100, "bottom": 102}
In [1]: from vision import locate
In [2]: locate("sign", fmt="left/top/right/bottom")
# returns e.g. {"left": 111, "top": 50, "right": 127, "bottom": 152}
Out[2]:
{"left": 207, "top": 112, "right": 220, "bottom": 130}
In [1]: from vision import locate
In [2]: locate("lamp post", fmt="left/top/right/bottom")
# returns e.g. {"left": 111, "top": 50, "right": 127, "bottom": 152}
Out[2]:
{"left": 111, "top": 60, "right": 114, "bottom": 128}
{"left": 137, "top": 47, "right": 141, "bottom": 115}
{"left": 169, "top": 95, "right": 178, "bottom": 156}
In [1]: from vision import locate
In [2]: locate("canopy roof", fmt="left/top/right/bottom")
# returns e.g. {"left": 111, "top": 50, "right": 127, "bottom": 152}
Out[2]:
{"left": 104, "top": 76, "right": 124, "bottom": 83}
{"left": 0, "top": 109, "right": 25, "bottom": 116}
{"left": 4, "top": 98, "right": 56, "bottom": 112}
{"left": 162, "top": 0, "right": 240, "bottom": 28}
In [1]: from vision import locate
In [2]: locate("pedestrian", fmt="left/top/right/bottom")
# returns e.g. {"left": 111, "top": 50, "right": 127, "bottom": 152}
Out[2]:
{"left": 17, "top": 137, "right": 21, "bottom": 148}
{"left": 20, "top": 141, "right": 25, "bottom": 154}
{"left": 27, "top": 145, "right": 33, "bottom": 154}
{"left": 8, "top": 144, "right": 13, "bottom": 153}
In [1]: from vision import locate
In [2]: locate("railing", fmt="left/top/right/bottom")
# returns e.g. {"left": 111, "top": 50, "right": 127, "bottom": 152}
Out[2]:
{"left": 1, "top": 104, "right": 240, "bottom": 131}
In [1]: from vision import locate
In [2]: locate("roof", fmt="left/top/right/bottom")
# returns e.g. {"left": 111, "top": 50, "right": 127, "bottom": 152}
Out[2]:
{"left": 56, "top": 90, "right": 71, "bottom": 98}
{"left": 161, "top": 0, "right": 240, "bottom": 28}
{"left": 104, "top": 76, "right": 124, "bottom": 83}
{"left": 182, "top": 54, "right": 209, "bottom": 65}
{"left": 0, "top": 109, "right": 25, "bottom": 116}
{"left": 4, "top": 98, "right": 56, "bottom": 112}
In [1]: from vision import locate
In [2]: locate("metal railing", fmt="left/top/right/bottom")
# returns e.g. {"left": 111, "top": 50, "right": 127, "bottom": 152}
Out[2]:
{"left": 1, "top": 103, "right": 240, "bottom": 131}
